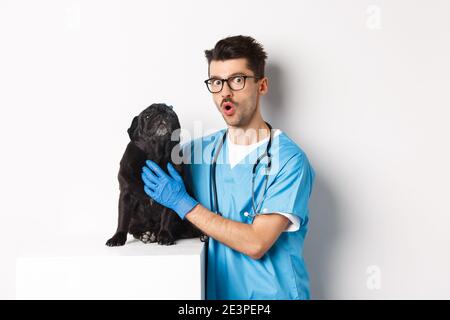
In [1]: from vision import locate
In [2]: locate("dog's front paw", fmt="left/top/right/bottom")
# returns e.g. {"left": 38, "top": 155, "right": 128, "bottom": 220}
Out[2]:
{"left": 157, "top": 230, "right": 175, "bottom": 246}
{"left": 106, "top": 232, "right": 127, "bottom": 246}
{"left": 140, "top": 231, "right": 157, "bottom": 244}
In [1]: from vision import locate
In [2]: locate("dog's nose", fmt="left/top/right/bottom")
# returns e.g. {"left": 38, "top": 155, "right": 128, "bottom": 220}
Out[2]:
{"left": 155, "top": 119, "right": 167, "bottom": 128}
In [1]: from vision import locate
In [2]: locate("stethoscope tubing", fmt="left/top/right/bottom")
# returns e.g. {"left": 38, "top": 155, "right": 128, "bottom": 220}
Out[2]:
{"left": 211, "top": 122, "right": 273, "bottom": 217}
{"left": 204, "top": 122, "right": 273, "bottom": 298}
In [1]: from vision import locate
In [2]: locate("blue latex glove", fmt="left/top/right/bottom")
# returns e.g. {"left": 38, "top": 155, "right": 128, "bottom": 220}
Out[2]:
{"left": 141, "top": 160, "right": 198, "bottom": 220}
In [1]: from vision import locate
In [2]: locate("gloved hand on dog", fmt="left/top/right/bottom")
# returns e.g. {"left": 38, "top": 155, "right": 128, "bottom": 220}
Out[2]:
{"left": 141, "top": 160, "right": 198, "bottom": 220}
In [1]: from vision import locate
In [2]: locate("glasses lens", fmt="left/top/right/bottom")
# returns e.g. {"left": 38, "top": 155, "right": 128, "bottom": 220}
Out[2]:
{"left": 229, "top": 76, "right": 245, "bottom": 90}
{"left": 207, "top": 79, "right": 222, "bottom": 93}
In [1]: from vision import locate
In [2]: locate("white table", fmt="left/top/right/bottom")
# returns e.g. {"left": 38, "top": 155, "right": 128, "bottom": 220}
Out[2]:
{"left": 15, "top": 236, "right": 206, "bottom": 300}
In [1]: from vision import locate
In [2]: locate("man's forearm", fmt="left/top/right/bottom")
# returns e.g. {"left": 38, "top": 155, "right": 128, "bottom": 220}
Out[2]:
{"left": 185, "top": 204, "right": 262, "bottom": 259}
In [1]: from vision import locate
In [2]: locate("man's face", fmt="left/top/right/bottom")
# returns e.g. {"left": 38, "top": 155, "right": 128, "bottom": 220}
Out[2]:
{"left": 208, "top": 58, "right": 267, "bottom": 128}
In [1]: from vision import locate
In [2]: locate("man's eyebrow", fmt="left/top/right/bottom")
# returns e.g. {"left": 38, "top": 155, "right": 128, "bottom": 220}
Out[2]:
{"left": 209, "top": 72, "right": 246, "bottom": 79}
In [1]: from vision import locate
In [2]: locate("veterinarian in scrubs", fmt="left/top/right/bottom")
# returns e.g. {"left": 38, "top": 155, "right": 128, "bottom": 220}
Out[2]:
{"left": 141, "top": 35, "right": 315, "bottom": 299}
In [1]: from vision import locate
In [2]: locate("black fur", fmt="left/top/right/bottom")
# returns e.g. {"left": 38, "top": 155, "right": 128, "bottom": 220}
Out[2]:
{"left": 106, "top": 103, "right": 202, "bottom": 246}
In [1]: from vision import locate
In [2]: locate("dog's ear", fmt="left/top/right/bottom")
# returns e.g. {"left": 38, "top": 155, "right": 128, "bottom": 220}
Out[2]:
{"left": 127, "top": 116, "right": 139, "bottom": 141}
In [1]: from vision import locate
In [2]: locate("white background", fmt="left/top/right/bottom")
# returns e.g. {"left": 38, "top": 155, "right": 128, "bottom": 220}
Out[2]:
{"left": 1, "top": 0, "right": 449, "bottom": 299}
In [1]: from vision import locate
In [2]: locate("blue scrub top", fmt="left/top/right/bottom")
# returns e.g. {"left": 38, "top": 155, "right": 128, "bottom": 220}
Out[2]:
{"left": 182, "top": 129, "right": 315, "bottom": 300}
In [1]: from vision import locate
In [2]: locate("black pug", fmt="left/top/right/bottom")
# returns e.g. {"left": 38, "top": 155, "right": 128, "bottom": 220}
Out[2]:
{"left": 106, "top": 103, "right": 203, "bottom": 246}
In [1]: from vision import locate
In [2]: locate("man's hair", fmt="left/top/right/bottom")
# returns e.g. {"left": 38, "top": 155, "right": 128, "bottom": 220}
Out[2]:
{"left": 204, "top": 35, "right": 268, "bottom": 81}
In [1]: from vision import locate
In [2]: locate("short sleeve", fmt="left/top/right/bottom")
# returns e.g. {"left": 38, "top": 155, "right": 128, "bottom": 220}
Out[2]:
{"left": 276, "top": 212, "right": 301, "bottom": 232}
{"left": 259, "top": 153, "right": 315, "bottom": 228}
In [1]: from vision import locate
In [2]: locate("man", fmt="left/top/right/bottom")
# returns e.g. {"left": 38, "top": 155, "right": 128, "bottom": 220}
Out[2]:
{"left": 141, "top": 35, "right": 315, "bottom": 299}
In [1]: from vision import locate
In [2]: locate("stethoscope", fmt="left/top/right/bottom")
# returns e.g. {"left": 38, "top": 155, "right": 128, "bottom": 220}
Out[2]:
{"left": 202, "top": 122, "right": 273, "bottom": 297}
{"left": 210, "top": 121, "right": 273, "bottom": 219}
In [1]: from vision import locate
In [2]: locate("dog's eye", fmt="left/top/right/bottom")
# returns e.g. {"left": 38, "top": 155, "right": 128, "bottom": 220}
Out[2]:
{"left": 145, "top": 115, "right": 150, "bottom": 120}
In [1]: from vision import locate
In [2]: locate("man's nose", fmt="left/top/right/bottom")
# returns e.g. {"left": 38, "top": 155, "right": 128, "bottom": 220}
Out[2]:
{"left": 220, "top": 81, "right": 233, "bottom": 98}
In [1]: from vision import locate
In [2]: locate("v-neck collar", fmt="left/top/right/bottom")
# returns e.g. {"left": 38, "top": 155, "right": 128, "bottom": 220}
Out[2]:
{"left": 226, "top": 129, "right": 281, "bottom": 169}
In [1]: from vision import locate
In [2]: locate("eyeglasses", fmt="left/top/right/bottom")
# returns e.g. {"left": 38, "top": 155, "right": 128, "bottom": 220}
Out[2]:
{"left": 204, "top": 75, "right": 261, "bottom": 93}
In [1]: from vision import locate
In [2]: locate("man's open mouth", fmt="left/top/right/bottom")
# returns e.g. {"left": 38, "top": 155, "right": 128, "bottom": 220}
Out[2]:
{"left": 222, "top": 101, "right": 236, "bottom": 116}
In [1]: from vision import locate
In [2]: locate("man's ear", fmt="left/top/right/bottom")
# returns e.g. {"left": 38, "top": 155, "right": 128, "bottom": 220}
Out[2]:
{"left": 259, "top": 77, "right": 269, "bottom": 95}
{"left": 127, "top": 116, "right": 139, "bottom": 141}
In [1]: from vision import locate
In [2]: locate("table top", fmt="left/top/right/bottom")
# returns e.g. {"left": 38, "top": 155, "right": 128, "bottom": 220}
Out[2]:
{"left": 17, "top": 235, "right": 205, "bottom": 258}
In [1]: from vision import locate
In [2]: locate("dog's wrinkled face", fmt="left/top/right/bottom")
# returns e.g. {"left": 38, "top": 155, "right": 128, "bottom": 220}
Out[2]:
{"left": 128, "top": 103, "right": 180, "bottom": 142}
{"left": 106, "top": 102, "right": 203, "bottom": 247}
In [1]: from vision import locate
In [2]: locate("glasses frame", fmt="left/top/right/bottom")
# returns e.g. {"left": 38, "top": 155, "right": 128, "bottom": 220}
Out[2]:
{"left": 204, "top": 75, "right": 261, "bottom": 93}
